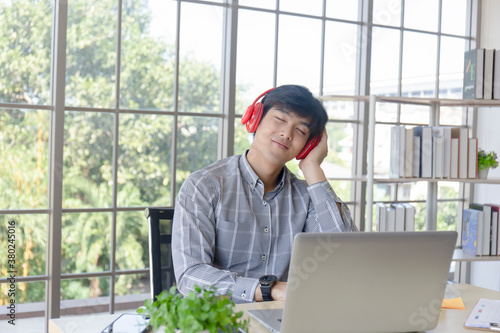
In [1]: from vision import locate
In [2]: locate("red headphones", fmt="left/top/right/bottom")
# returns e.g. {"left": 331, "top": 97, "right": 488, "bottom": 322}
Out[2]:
{"left": 241, "top": 88, "right": 321, "bottom": 160}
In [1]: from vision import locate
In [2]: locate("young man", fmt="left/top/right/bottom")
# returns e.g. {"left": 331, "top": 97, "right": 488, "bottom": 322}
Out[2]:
{"left": 172, "top": 85, "right": 357, "bottom": 303}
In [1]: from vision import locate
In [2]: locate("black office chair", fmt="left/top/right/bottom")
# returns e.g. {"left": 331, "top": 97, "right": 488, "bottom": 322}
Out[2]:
{"left": 144, "top": 207, "right": 176, "bottom": 300}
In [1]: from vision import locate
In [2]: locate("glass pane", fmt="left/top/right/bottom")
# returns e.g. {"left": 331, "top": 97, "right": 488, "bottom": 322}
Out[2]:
{"left": 439, "top": 36, "right": 466, "bottom": 99}
{"left": 438, "top": 182, "right": 459, "bottom": 200}
{"left": 325, "top": 122, "right": 353, "bottom": 177}
{"left": 328, "top": 180, "right": 352, "bottom": 204}
{"left": 0, "top": 215, "right": 47, "bottom": 278}
{"left": 324, "top": 22, "right": 358, "bottom": 96}
{"left": 370, "top": 27, "right": 400, "bottom": 96}
{"left": 437, "top": 201, "right": 458, "bottom": 231}
{"left": 400, "top": 104, "right": 429, "bottom": 124}
{"left": 373, "top": 183, "right": 396, "bottom": 202}
{"left": 116, "top": 211, "right": 149, "bottom": 271}
{"left": 0, "top": 0, "right": 52, "bottom": 105}
{"left": 323, "top": 100, "right": 356, "bottom": 121}
{"left": 239, "top": 0, "right": 275, "bottom": 10}
{"left": 120, "top": 0, "right": 177, "bottom": 110}
{"left": 414, "top": 201, "right": 426, "bottom": 231}
{"left": 178, "top": 2, "right": 222, "bottom": 113}
{"left": 66, "top": 0, "right": 117, "bottom": 108}
{"left": 397, "top": 182, "right": 427, "bottom": 202}
{"left": 115, "top": 273, "right": 150, "bottom": 298}
{"left": 404, "top": 0, "right": 438, "bottom": 32}
{"left": 176, "top": 116, "right": 219, "bottom": 191}
{"left": 118, "top": 114, "right": 173, "bottom": 207}
{"left": 373, "top": 0, "right": 401, "bottom": 27}
{"left": 63, "top": 111, "right": 113, "bottom": 208}
{"left": 277, "top": 15, "right": 322, "bottom": 94}
{"left": 440, "top": 106, "right": 465, "bottom": 126}
{"left": 61, "top": 213, "right": 111, "bottom": 274}
{"left": 374, "top": 124, "right": 392, "bottom": 176}
{"left": 236, "top": 9, "right": 275, "bottom": 112}
{"left": 234, "top": 119, "right": 252, "bottom": 156}
{"left": 280, "top": 0, "right": 322, "bottom": 17}
{"left": 441, "top": 0, "right": 467, "bottom": 36}
{"left": 0, "top": 109, "right": 49, "bottom": 209}
{"left": 401, "top": 31, "right": 437, "bottom": 96}
{"left": 0, "top": 281, "right": 45, "bottom": 320}
{"left": 61, "top": 277, "right": 110, "bottom": 300}
{"left": 375, "top": 102, "right": 398, "bottom": 123}
{"left": 326, "top": 0, "right": 358, "bottom": 21}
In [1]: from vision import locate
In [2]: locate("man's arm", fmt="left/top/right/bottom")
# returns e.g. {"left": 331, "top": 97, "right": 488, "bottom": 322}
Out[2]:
{"left": 172, "top": 174, "right": 262, "bottom": 303}
{"left": 299, "top": 129, "right": 357, "bottom": 231}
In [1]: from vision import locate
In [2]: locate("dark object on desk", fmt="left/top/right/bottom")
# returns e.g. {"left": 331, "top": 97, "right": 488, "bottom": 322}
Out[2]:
{"left": 144, "top": 208, "right": 175, "bottom": 300}
{"left": 101, "top": 313, "right": 149, "bottom": 333}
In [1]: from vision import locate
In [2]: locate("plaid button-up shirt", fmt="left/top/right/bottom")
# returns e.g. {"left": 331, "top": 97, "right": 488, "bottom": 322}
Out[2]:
{"left": 172, "top": 152, "right": 357, "bottom": 303}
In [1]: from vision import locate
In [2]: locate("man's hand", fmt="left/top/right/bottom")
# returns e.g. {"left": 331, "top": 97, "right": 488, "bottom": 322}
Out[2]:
{"left": 254, "top": 281, "right": 287, "bottom": 302}
{"left": 299, "top": 129, "right": 328, "bottom": 186}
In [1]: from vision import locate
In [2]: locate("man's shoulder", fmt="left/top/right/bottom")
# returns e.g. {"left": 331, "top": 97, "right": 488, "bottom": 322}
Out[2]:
{"left": 187, "top": 155, "right": 241, "bottom": 183}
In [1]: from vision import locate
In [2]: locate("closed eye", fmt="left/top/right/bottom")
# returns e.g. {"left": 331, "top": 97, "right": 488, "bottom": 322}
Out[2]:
{"left": 297, "top": 128, "right": 307, "bottom": 136}
{"left": 275, "top": 117, "right": 285, "bottom": 122}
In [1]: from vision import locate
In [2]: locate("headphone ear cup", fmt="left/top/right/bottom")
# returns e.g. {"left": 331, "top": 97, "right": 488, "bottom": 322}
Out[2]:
{"left": 243, "top": 102, "right": 264, "bottom": 133}
{"left": 296, "top": 135, "right": 322, "bottom": 160}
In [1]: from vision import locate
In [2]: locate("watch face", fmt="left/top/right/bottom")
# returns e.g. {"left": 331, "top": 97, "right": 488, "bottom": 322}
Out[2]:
{"left": 259, "top": 275, "right": 277, "bottom": 285}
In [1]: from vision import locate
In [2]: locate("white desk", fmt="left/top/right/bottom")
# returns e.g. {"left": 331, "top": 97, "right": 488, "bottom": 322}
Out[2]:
{"left": 49, "top": 283, "right": 500, "bottom": 333}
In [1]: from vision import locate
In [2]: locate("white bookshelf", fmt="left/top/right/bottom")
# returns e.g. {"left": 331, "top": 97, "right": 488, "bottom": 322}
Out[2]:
{"left": 319, "top": 94, "right": 500, "bottom": 237}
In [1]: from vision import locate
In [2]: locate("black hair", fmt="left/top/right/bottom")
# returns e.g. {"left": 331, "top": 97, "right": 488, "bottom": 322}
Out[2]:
{"left": 261, "top": 85, "right": 328, "bottom": 139}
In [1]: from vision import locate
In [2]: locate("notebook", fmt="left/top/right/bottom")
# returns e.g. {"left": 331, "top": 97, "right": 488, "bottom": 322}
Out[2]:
{"left": 248, "top": 231, "right": 457, "bottom": 333}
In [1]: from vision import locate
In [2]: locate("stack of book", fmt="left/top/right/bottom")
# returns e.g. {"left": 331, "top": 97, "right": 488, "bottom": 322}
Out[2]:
{"left": 463, "top": 48, "right": 500, "bottom": 100}
{"left": 390, "top": 125, "right": 478, "bottom": 179}
{"left": 462, "top": 203, "right": 500, "bottom": 256}
{"left": 375, "top": 203, "right": 415, "bottom": 232}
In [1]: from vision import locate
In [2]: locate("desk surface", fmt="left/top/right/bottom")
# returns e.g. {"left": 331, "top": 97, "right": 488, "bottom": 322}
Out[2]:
{"left": 49, "top": 283, "right": 500, "bottom": 333}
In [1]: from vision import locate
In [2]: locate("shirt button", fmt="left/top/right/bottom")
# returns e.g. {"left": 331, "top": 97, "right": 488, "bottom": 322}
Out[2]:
{"left": 241, "top": 293, "right": 246, "bottom": 298}
{"left": 262, "top": 255, "right": 267, "bottom": 261}
{"left": 327, "top": 188, "right": 332, "bottom": 193}
{"left": 264, "top": 227, "right": 269, "bottom": 233}
{"left": 263, "top": 201, "right": 267, "bottom": 206}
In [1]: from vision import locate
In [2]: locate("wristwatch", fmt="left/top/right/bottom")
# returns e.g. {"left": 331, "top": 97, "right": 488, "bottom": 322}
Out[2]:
{"left": 259, "top": 275, "right": 278, "bottom": 301}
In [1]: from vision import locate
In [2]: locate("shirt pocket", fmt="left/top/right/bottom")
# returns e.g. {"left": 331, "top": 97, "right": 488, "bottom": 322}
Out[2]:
{"left": 214, "top": 219, "right": 254, "bottom": 270}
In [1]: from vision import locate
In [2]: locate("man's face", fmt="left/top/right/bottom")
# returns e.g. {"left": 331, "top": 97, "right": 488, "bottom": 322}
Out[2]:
{"left": 252, "top": 106, "right": 312, "bottom": 164}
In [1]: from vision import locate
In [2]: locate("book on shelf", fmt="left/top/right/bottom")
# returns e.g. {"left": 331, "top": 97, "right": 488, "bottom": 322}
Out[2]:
{"left": 387, "top": 205, "right": 396, "bottom": 232}
{"left": 390, "top": 126, "right": 401, "bottom": 178}
{"left": 433, "top": 137, "right": 444, "bottom": 179}
{"left": 482, "top": 204, "right": 492, "bottom": 256}
{"left": 432, "top": 127, "right": 452, "bottom": 178}
{"left": 375, "top": 203, "right": 387, "bottom": 232}
{"left": 399, "top": 125, "right": 406, "bottom": 178}
{"left": 450, "top": 138, "right": 459, "bottom": 179}
{"left": 484, "top": 49, "right": 495, "bottom": 99}
{"left": 485, "top": 204, "right": 500, "bottom": 256}
{"left": 462, "top": 208, "right": 481, "bottom": 256}
{"left": 463, "top": 48, "right": 485, "bottom": 99}
{"left": 412, "top": 136, "right": 420, "bottom": 178}
{"left": 414, "top": 126, "right": 432, "bottom": 178}
{"left": 405, "top": 127, "right": 413, "bottom": 178}
{"left": 393, "top": 203, "right": 406, "bottom": 231}
{"left": 468, "top": 138, "right": 478, "bottom": 179}
{"left": 403, "top": 203, "right": 415, "bottom": 231}
{"left": 469, "top": 204, "right": 485, "bottom": 256}
{"left": 494, "top": 49, "right": 500, "bottom": 99}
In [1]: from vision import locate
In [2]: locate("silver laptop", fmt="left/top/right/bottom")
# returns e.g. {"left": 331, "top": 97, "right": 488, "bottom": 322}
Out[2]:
{"left": 248, "top": 231, "right": 457, "bottom": 333}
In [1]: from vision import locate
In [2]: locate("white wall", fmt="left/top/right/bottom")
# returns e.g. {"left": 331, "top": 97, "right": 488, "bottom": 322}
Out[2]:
{"left": 469, "top": 0, "right": 500, "bottom": 291}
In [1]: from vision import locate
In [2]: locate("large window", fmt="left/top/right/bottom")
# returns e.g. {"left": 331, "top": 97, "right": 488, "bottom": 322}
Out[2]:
{"left": 0, "top": 0, "right": 476, "bottom": 330}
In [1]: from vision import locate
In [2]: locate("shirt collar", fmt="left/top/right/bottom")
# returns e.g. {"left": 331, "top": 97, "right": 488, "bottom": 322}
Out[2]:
{"left": 239, "top": 150, "right": 287, "bottom": 192}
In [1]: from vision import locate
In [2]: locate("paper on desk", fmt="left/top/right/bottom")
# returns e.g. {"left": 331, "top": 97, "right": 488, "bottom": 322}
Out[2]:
{"left": 465, "top": 298, "right": 500, "bottom": 329}
{"left": 442, "top": 297, "right": 466, "bottom": 309}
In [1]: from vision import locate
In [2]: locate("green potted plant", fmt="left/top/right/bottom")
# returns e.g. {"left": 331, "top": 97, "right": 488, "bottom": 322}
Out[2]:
{"left": 477, "top": 149, "right": 499, "bottom": 179}
{"left": 137, "top": 285, "right": 248, "bottom": 333}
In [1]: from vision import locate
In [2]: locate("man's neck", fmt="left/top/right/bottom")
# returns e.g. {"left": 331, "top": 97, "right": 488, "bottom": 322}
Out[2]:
{"left": 246, "top": 149, "right": 284, "bottom": 193}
